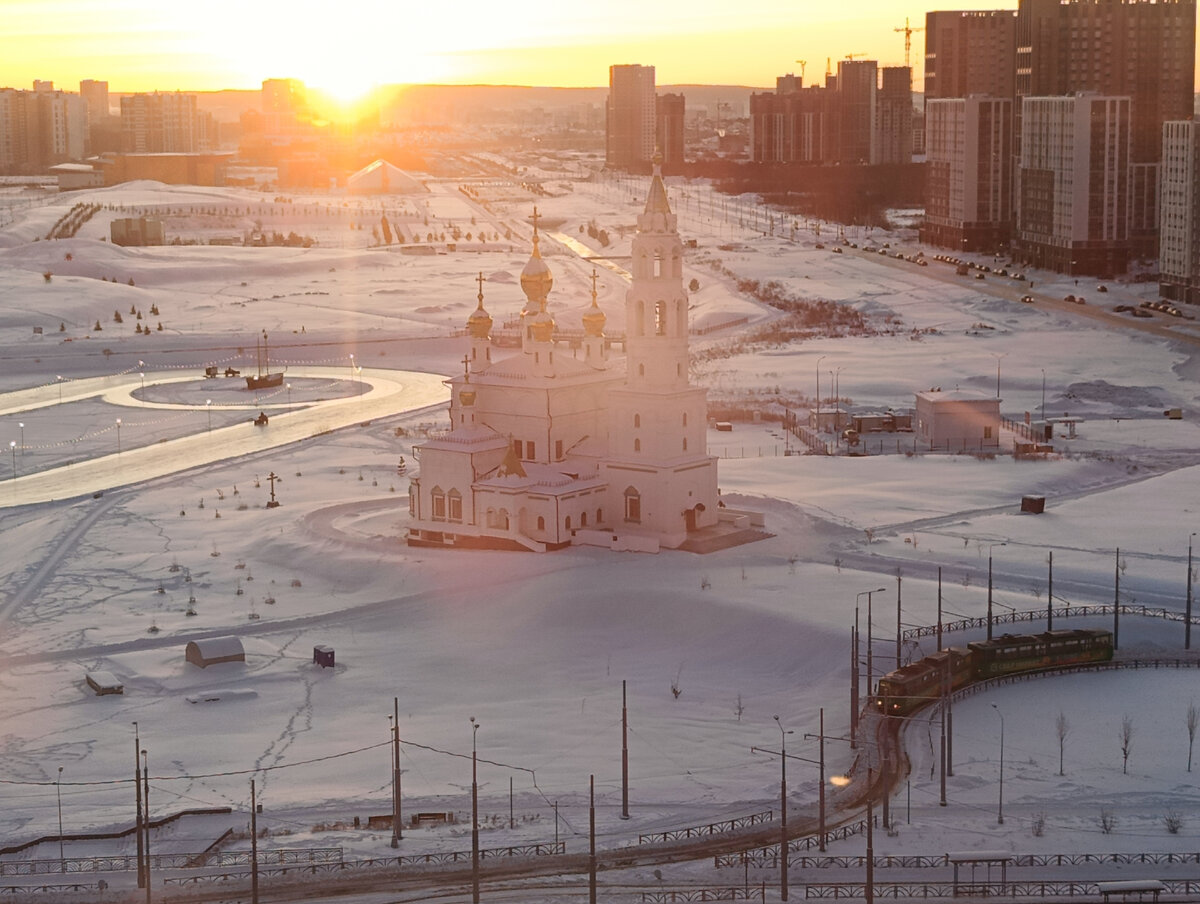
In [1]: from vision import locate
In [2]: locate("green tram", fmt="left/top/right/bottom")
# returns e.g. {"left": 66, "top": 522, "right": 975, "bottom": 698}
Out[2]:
{"left": 876, "top": 628, "right": 1113, "bottom": 716}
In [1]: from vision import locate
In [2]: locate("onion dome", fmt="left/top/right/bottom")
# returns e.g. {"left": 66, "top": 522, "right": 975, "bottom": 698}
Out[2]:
{"left": 582, "top": 271, "right": 606, "bottom": 337}
{"left": 529, "top": 305, "right": 555, "bottom": 343}
{"left": 467, "top": 273, "right": 493, "bottom": 338}
{"left": 520, "top": 209, "right": 553, "bottom": 308}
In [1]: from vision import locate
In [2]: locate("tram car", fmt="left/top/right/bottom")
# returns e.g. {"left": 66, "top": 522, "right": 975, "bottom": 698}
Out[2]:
{"left": 968, "top": 628, "right": 1113, "bottom": 679}
{"left": 875, "top": 628, "right": 1113, "bottom": 717}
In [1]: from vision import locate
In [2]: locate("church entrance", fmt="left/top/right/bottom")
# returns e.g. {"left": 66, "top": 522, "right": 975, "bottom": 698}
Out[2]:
{"left": 685, "top": 503, "right": 706, "bottom": 532}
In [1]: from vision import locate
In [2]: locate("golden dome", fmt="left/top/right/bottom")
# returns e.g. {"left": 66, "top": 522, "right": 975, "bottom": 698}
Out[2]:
{"left": 529, "top": 306, "right": 555, "bottom": 343}
{"left": 582, "top": 297, "right": 606, "bottom": 337}
{"left": 467, "top": 274, "right": 493, "bottom": 338}
{"left": 520, "top": 210, "right": 553, "bottom": 307}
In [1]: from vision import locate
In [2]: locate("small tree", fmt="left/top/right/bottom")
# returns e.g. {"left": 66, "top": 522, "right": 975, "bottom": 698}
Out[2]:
{"left": 1187, "top": 701, "right": 1198, "bottom": 773}
{"left": 1120, "top": 715, "right": 1134, "bottom": 774}
{"left": 380, "top": 215, "right": 393, "bottom": 245}
{"left": 1056, "top": 711, "right": 1070, "bottom": 776}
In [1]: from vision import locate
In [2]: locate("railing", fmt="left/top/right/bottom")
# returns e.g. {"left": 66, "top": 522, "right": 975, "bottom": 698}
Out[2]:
{"left": 720, "top": 848, "right": 1200, "bottom": 871}
{"left": 901, "top": 604, "right": 1200, "bottom": 642}
{"left": 714, "top": 823, "right": 868, "bottom": 869}
{"left": 643, "top": 886, "right": 766, "bottom": 902}
{"left": 0, "top": 883, "right": 107, "bottom": 897}
{"left": 803, "top": 880, "right": 1200, "bottom": 899}
{"left": 161, "top": 841, "right": 564, "bottom": 888}
{"left": 639, "top": 812, "right": 773, "bottom": 845}
{"left": 0, "top": 847, "right": 342, "bottom": 876}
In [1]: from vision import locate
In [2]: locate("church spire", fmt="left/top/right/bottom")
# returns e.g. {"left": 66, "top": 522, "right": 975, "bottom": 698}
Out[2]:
{"left": 466, "top": 271, "right": 493, "bottom": 372}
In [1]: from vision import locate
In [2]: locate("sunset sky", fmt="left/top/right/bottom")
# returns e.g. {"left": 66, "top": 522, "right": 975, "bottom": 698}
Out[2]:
{"left": 4, "top": 0, "right": 1025, "bottom": 98}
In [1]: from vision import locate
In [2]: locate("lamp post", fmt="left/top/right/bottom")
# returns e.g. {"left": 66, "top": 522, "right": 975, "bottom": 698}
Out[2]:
{"left": 1188, "top": 533, "right": 1196, "bottom": 651}
{"left": 774, "top": 715, "right": 793, "bottom": 901}
{"left": 815, "top": 355, "right": 826, "bottom": 431}
{"left": 1040, "top": 368, "right": 1046, "bottom": 425}
{"left": 56, "top": 375, "right": 63, "bottom": 405}
{"left": 133, "top": 722, "right": 144, "bottom": 889}
{"left": 991, "top": 704, "right": 1004, "bottom": 825}
{"left": 991, "top": 353, "right": 1006, "bottom": 399}
{"left": 18, "top": 422, "right": 24, "bottom": 457}
{"left": 142, "top": 747, "right": 150, "bottom": 904}
{"left": 286, "top": 383, "right": 292, "bottom": 407}
{"left": 830, "top": 366, "right": 844, "bottom": 438}
{"left": 9, "top": 441, "right": 15, "bottom": 480}
{"left": 470, "top": 716, "right": 480, "bottom": 904}
{"left": 390, "top": 698, "right": 402, "bottom": 847}
{"left": 56, "top": 766, "right": 65, "bottom": 871}
{"left": 986, "top": 542, "right": 1006, "bottom": 640}
{"left": 206, "top": 400, "right": 212, "bottom": 434}
{"left": 349, "top": 354, "right": 356, "bottom": 390}
{"left": 116, "top": 419, "right": 122, "bottom": 455}
{"left": 858, "top": 587, "right": 886, "bottom": 717}
{"left": 139, "top": 372, "right": 145, "bottom": 402}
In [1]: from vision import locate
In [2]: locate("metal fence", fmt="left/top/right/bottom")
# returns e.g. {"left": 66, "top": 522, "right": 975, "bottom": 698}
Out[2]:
{"left": 804, "top": 880, "right": 1200, "bottom": 899}
{"left": 901, "top": 604, "right": 1200, "bottom": 642}
{"left": 721, "top": 848, "right": 1200, "bottom": 872}
{"left": 639, "top": 812, "right": 774, "bottom": 845}
{"left": 643, "top": 887, "right": 767, "bottom": 902}
{"left": 714, "top": 822, "right": 868, "bottom": 869}
{"left": 0, "top": 883, "right": 107, "bottom": 897}
{"left": 161, "top": 840, "right": 564, "bottom": 888}
{"left": 0, "top": 847, "right": 342, "bottom": 876}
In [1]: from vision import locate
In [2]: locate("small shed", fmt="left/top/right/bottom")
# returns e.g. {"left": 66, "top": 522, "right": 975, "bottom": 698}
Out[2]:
{"left": 86, "top": 671, "right": 124, "bottom": 695}
{"left": 313, "top": 645, "right": 335, "bottom": 668}
{"left": 1021, "top": 495, "right": 1046, "bottom": 514}
{"left": 185, "top": 637, "right": 245, "bottom": 668}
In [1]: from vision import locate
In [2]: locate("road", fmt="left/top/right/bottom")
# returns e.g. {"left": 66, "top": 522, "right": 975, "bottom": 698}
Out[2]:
{"left": 0, "top": 367, "right": 449, "bottom": 509}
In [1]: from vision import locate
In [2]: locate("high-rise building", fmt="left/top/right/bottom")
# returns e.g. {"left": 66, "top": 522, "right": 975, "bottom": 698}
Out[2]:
{"left": 749, "top": 79, "right": 838, "bottom": 164}
{"left": 1015, "top": 94, "right": 1132, "bottom": 276}
{"left": 1159, "top": 121, "right": 1200, "bottom": 304}
{"left": 1016, "top": 0, "right": 1196, "bottom": 245}
{"left": 120, "top": 92, "right": 200, "bottom": 153}
{"left": 923, "top": 10, "right": 1017, "bottom": 101}
{"left": 0, "top": 84, "right": 87, "bottom": 172}
{"left": 922, "top": 96, "right": 1013, "bottom": 250}
{"left": 80, "top": 79, "right": 119, "bottom": 154}
{"left": 876, "top": 67, "right": 913, "bottom": 165}
{"left": 606, "top": 64, "right": 656, "bottom": 169}
{"left": 837, "top": 59, "right": 877, "bottom": 165}
{"left": 0, "top": 89, "right": 29, "bottom": 172}
{"left": 655, "top": 93, "right": 685, "bottom": 171}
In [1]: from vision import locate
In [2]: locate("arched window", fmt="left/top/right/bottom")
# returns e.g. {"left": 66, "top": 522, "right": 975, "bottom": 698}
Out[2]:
{"left": 565, "top": 515, "right": 572, "bottom": 531}
{"left": 634, "top": 438, "right": 641, "bottom": 452}
{"left": 447, "top": 489, "right": 463, "bottom": 523}
{"left": 676, "top": 299, "right": 686, "bottom": 336}
{"left": 537, "top": 515, "right": 545, "bottom": 531}
{"left": 408, "top": 484, "right": 417, "bottom": 517}
{"left": 653, "top": 250, "right": 663, "bottom": 277}
{"left": 486, "top": 507, "right": 497, "bottom": 527}
{"left": 633, "top": 413, "right": 641, "bottom": 428}
{"left": 431, "top": 486, "right": 446, "bottom": 521}
{"left": 623, "top": 486, "right": 641, "bottom": 523}
{"left": 638, "top": 363, "right": 645, "bottom": 377}
{"left": 596, "top": 507, "right": 603, "bottom": 524}
{"left": 580, "top": 511, "right": 588, "bottom": 527}
{"left": 499, "top": 508, "right": 510, "bottom": 530}
{"left": 682, "top": 412, "right": 688, "bottom": 426}
{"left": 655, "top": 300, "right": 667, "bottom": 336}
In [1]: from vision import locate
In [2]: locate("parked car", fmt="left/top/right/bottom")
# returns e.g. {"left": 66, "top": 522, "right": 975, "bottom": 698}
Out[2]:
{"left": 1064, "top": 294, "right": 1076, "bottom": 303}
{"left": 1097, "top": 285, "right": 1108, "bottom": 293}
{"left": 832, "top": 246, "right": 843, "bottom": 253}
{"left": 1132, "top": 308, "right": 1153, "bottom": 318}
{"left": 975, "top": 272, "right": 985, "bottom": 280}
{"left": 1021, "top": 295, "right": 1034, "bottom": 303}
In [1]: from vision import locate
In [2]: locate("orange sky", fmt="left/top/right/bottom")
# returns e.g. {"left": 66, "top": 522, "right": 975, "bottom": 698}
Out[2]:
{"left": 5, "top": 0, "right": 1007, "bottom": 97}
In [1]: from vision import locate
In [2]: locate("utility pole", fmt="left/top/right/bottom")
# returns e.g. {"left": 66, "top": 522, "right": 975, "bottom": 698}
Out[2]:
{"left": 1047, "top": 551, "right": 1054, "bottom": 632}
{"left": 471, "top": 717, "right": 480, "bottom": 904}
{"left": 895, "top": 576, "right": 902, "bottom": 668}
{"left": 621, "top": 680, "right": 630, "bottom": 819}
{"left": 392, "top": 697, "right": 402, "bottom": 846}
{"left": 142, "top": 748, "right": 150, "bottom": 904}
{"left": 936, "top": 568, "right": 942, "bottom": 650}
{"left": 133, "top": 723, "right": 144, "bottom": 890}
{"left": 850, "top": 623, "right": 859, "bottom": 749}
{"left": 589, "top": 775, "right": 597, "bottom": 904}
{"left": 1188, "top": 535, "right": 1195, "bottom": 650}
{"left": 818, "top": 708, "right": 826, "bottom": 852}
{"left": 250, "top": 778, "right": 259, "bottom": 904}
{"left": 1114, "top": 548, "right": 1121, "bottom": 649}
{"left": 774, "top": 715, "right": 792, "bottom": 902}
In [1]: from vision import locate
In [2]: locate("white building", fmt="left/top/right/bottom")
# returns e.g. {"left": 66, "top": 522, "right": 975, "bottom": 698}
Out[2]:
{"left": 914, "top": 389, "right": 1000, "bottom": 451}
{"left": 1160, "top": 120, "right": 1200, "bottom": 305}
{"left": 1014, "top": 94, "right": 1132, "bottom": 276}
{"left": 407, "top": 161, "right": 725, "bottom": 553}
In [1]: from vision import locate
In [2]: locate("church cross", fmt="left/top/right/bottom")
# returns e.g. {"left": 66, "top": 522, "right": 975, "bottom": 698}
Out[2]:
{"left": 531, "top": 206, "right": 540, "bottom": 235}
{"left": 590, "top": 268, "right": 599, "bottom": 301}
{"left": 461, "top": 354, "right": 470, "bottom": 379}
{"left": 476, "top": 271, "right": 485, "bottom": 303}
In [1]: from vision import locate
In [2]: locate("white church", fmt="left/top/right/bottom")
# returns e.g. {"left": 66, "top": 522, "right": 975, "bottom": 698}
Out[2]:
{"left": 407, "top": 162, "right": 755, "bottom": 553}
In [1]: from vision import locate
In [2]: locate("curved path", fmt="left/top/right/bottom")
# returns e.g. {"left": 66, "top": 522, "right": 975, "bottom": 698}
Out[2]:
{"left": 0, "top": 367, "right": 449, "bottom": 508}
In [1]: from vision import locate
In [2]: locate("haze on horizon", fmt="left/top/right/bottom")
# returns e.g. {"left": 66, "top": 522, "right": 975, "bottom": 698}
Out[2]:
{"left": 6, "top": 0, "right": 1020, "bottom": 99}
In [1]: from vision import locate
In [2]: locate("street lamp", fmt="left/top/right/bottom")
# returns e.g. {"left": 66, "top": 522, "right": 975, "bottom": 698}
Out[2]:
{"left": 141, "top": 747, "right": 150, "bottom": 904}
{"left": 206, "top": 400, "right": 212, "bottom": 434}
{"left": 1040, "top": 368, "right": 1046, "bottom": 425}
{"left": 56, "top": 375, "right": 63, "bottom": 404}
{"left": 19, "top": 422, "right": 24, "bottom": 457}
{"left": 815, "top": 355, "right": 827, "bottom": 431}
{"left": 1188, "top": 532, "right": 1196, "bottom": 651}
{"left": 115, "top": 419, "right": 122, "bottom": 455}
{"left": 774, "top": 715, "right": 793, "bottom": 901}
{"left": 470, "top": 716, "right": 480, "bottom": 904}
{"left": 991, "top": 353, "right": 1006, "bottom": 400}
{"left": 986, "top": 542, "right": 1006, "bottom": 640}
{"left": 139, "top": 372, "right": 145, "bottom": 402}
{"left": 56, "top": 766, "right": 64, "bottom": 871}
{"left": 9, "top": 441, "right": 15, "bottom": 480}
{"left": 991, "top": 704, "right": 1005, "bottom": 824}
{"left": 286, "top": 383, "right": 292, "bottom": 407}
{"left": 349, "top": 353, "right": 356, "bottom": 389}
{"left": 390, "top": 699, "right": 402, "bottom": 847}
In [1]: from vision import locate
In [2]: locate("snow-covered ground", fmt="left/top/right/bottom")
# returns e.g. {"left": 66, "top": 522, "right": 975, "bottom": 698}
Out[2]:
{"left": 1, "top": 165, "right": 1198, "bottom": 897}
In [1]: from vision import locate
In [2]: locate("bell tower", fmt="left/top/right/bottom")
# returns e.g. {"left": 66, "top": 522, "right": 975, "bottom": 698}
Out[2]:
{"left": 600, "top": 155, "right": 718, "bottom": 547}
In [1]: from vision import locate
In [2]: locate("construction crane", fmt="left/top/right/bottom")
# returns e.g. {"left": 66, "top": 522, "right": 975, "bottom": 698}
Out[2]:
{"left": 894, "top": 17, "right": 925, "bottom": 69}
{"left": 844, "top": 52, "right": 869, "bottom": 61}
{"left": 794, "top": 60, "right": 807, "bottom": 80}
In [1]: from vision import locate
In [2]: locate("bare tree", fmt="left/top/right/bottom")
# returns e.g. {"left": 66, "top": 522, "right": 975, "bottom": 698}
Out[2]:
{"left": 1056, "top": 712, "right": 1070, "bottom": 776}
{"left": 1187, "top": 701, "right": 1198, "bottom": 773}
{"left": 1120, "top": 715, "right": 1134, "bottom": 774}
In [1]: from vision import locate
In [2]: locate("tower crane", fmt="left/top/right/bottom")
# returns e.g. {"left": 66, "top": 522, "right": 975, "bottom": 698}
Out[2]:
{"left": 894, "top": 17, "right": 925, "bottom": 69}
{"left": 844, "top": 52, "right": 869, "bottom": 61}
{"left": 795, "top": 60, "right": 807, "bottom": 80}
